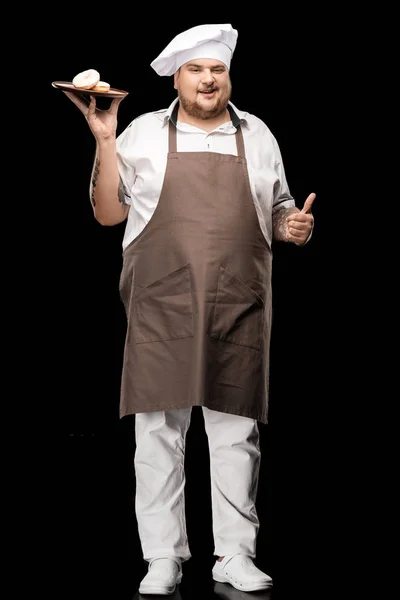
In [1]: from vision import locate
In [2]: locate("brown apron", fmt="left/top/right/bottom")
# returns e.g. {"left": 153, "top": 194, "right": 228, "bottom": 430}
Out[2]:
{"left": 119, "top": 117, "right": 272, "bottom": 423}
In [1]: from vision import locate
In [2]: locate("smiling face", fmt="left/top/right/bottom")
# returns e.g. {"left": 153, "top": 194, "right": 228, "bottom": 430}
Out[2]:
{"left": 174, "top": 58, "right": 232, "bottom": 121}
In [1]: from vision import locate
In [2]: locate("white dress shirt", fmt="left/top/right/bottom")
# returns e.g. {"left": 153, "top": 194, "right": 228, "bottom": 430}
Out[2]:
{"left": 116, "top": 97, "right": 295, "bottom": 251}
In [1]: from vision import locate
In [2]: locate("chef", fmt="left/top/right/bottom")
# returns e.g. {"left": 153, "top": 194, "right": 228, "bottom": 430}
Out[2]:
{"left": 62, "top": 22, "right": 315, "bottom": 595}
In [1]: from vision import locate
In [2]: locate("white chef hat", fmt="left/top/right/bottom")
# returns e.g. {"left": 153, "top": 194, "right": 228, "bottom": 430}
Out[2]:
{"left": 150, "top": 23, "right": 238, "bottom": 76}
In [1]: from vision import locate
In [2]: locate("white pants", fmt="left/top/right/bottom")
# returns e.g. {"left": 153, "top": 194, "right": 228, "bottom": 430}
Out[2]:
{"left": 134, "top": 407, "right": 261, "bottom": 562}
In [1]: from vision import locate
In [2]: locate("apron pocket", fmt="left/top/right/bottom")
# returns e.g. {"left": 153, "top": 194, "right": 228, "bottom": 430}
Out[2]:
{"left": 134, "top": 263, "right": 194, "bottom": 343}
{"left": 210, "top": 266, "right": 264, "bottom": 351}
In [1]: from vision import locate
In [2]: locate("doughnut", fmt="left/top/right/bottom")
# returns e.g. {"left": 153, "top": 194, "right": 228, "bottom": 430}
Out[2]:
{"left": 72, "top": 69, "right": 100, "bottom": 90}
{"left": 91, "top": 81, "right": 111, "bottom": 92}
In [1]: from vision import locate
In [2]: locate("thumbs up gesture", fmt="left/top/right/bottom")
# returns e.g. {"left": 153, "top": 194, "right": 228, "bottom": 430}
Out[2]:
{"left": 286, "top": 193, "right": 316, "bottom": 246}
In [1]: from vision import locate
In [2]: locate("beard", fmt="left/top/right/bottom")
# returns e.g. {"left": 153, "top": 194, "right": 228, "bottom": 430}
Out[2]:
{"left": 178, "top": 83, "right": 232, "bottom": 121}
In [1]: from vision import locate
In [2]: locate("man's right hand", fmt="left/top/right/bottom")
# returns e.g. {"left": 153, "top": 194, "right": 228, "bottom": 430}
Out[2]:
{"left": 62, "top": 92, "right": 125, "bottom": 142}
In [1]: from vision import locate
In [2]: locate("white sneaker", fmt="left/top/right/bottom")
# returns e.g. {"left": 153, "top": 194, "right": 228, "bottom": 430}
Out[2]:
{"left": 139, "top": 557, "right": 182, "bottom": 595}
{"left": 212, "top": 554, "right": 273, "bottom": 592}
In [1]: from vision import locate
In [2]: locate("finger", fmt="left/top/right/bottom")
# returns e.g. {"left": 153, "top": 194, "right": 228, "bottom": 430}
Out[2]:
{"left": 287, "top": 220, "right": 310, "bottom": 232}
{"left": 109, "top": 96, "right": 126, "bottom": 114}
{"left": 287, "top": 212, "right": 313, "bottom": 225}
{"left": 301, "top": 192, "right": 316, "bottom": 214}
{"left": 87, "top": 95, "right": 97, "bottom": 117}
{"left": 288, "top": 228, "right": 309, "bottom": 245}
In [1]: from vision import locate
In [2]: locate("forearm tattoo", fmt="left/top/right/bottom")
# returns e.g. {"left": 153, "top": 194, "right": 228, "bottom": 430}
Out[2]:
{"left": 90, "top": 158, "right": 100, "bottom": 207}
{"left": 90, "top": 158, "right": 127, "bottom": 208}
{"left": 118, "top": 180, "right": 126, "bottom": 205}
{"left": 272, "top": 207, "right": 299, "bottom": 241}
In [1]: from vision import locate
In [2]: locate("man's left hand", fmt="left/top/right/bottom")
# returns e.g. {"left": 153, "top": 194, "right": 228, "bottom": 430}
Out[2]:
{"left": 286, "top": 193, "right": 316, "bottom": 246}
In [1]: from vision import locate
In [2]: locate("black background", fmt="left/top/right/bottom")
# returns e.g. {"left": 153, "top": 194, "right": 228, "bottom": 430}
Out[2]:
{"left": 34, "top": 12, "right": 338, "bottom": 599}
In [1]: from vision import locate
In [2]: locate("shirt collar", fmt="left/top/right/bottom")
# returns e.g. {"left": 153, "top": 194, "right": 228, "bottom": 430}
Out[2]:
{"left": 156, "top": 97, "right": 248, "bottom": 129}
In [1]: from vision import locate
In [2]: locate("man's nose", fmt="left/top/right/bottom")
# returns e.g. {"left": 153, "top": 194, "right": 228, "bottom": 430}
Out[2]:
{"left": 201, "top": 70, "right": 215, "bottom": 83}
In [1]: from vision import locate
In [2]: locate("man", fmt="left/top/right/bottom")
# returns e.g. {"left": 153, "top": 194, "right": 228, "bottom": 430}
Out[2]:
{"left": 62, "top": 23, "right": 315, "bottom": 596}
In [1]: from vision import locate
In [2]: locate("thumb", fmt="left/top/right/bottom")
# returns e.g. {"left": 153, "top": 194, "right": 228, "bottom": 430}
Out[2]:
{"left": 301, "top": 192, "right": 316, "bottom": 214}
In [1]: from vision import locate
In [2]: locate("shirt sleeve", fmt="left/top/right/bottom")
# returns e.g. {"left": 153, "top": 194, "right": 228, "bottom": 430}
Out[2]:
{"left": 271, "top": 135, "right": 296, "bottom": 213}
